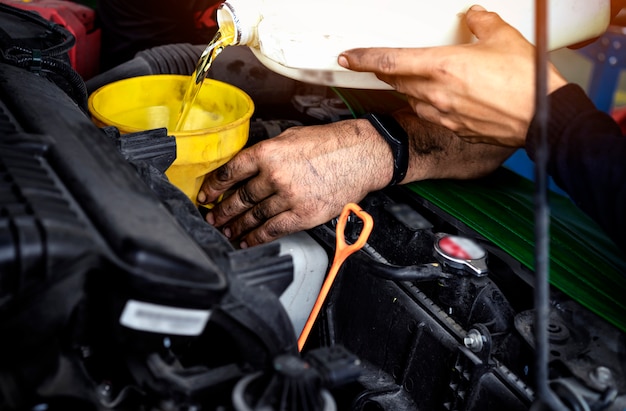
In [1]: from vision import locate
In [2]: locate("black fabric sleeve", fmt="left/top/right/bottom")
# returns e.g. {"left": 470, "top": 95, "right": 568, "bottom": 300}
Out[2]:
{"left": 525, "top": 83, "right": 626, "bottom": 252}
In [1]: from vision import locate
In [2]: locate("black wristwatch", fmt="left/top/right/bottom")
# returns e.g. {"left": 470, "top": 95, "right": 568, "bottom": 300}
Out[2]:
{"left": 362, "top": 113, "right": 409, "bottom": 186}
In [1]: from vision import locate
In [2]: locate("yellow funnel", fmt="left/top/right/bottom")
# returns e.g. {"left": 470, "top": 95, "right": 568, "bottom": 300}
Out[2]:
{"left": 88, "top": 74, "right": 254, "bottom": 203}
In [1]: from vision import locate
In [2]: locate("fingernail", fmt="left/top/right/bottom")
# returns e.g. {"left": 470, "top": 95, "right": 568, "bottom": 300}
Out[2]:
{"left": 223, "top": 227, "right": 232, "bottom": 238}
{"left": 239, "top": 241, "right": 248, "bottom": 249}
{"left": 469, "top": 4, "right": 486, "bottom": 11}
{"left": 206, "top": 212, "right": 215, "bottom": 225}
{"left": 197, "top": 191, "right": 206, "bottom": 204}
{"left": 337, "top": 55, "right": 349, "bottom": 68}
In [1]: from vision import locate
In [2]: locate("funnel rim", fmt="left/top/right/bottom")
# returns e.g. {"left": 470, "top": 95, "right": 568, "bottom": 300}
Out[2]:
{"left": 87, "top": 74, "right": 255, "bottom": 136}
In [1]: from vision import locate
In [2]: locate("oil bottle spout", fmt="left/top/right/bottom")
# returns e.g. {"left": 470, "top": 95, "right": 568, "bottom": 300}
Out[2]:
{"left": 217, "top": 0, "right": 261, "bottom": 47}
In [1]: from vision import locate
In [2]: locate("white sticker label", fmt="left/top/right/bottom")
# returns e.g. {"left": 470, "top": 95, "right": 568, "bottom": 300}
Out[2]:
{"left": 119, "top": 300, "right": 211, "bottom": 336}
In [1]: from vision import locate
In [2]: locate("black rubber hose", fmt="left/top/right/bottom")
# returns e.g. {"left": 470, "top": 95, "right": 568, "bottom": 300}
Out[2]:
{"left": 13, "top": 55, "right": 88, "bottom": 113}
{"left": 137, "top": 43, "right": 203, "bottom": 76}
{"left": 86, "top": 43, "right": 203, "bottom": 95}
{"left": 0, "top": 3, "right": 75, "bottom": 57}
{"left": 42, "top": 58, "right": 88, "bottom": 112}
{"left": 353, "top": 249, "right": 446, "bottom": 282}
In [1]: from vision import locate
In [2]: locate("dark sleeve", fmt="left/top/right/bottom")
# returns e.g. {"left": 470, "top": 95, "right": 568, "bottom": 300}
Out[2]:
{"left": 525, "top": 84, "right": 626, "bottom": 252}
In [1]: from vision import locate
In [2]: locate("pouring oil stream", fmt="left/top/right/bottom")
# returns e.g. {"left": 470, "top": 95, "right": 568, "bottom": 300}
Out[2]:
{"left": 174, "top": 25, "right": 235, "bottom": 132}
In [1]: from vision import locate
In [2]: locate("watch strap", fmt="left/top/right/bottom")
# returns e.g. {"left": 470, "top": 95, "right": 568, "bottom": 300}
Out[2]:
{"left": 362, "top": 113, "right": 409, "bottom": 186}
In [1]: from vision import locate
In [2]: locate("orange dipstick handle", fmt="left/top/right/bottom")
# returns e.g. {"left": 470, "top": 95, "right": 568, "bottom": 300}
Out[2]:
{"left": 298, "top": 202, "right": 373, "bottom": 351}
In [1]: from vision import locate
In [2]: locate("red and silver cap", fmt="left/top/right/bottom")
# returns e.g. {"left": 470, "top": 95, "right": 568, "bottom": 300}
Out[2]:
{"left": 433, "top": 233, "right": 488, "bottom": 276}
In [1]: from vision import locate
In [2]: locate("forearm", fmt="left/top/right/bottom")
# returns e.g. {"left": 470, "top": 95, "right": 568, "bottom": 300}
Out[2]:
{"left": 260, "top": 111, "right": 514, "bottom": 196}
{"left": 392, "top": 109, "right": 515, "bottom": 183}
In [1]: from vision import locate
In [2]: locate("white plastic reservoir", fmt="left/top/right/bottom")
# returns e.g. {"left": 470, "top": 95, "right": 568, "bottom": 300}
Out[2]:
{"left": 217, "top": 0, "right": 611, "bottom": 89}
{"left": 275, "top": 231, "right": 329, "bottom": 338}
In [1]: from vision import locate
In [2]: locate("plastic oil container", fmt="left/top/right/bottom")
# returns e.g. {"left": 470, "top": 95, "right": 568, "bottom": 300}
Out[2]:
{"left": 217, "top": 0, "right": 611, "bottom": 89}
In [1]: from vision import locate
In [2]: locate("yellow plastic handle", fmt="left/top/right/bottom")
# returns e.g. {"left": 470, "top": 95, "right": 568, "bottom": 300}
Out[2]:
{"left": 298, "top": 203, "right": 373, "bottom": 351}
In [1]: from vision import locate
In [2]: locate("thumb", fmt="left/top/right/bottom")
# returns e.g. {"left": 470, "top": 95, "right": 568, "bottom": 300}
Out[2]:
{"left": 464, "top": 4, "right": 509, "bottom": 41}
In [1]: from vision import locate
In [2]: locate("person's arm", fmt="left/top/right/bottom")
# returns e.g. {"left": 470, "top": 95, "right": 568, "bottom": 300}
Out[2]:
{"left": 526, "top": 84, "right": 626, "bottom": 251}
{"left": 394, "top": 108, "right": 515, "bottom": 182}
{"left": 197, "top": 112, "right": 513, "bottom": 247}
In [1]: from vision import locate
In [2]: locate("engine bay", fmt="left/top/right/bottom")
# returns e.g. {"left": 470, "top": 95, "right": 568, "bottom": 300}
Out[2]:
{"left": 0, "top": 3, "right": 625, "bottom": 410}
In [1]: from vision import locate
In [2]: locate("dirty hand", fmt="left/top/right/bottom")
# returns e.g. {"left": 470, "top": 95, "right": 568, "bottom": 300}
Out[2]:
{"left": 338, "top": 5, "right": 567, "bottom": 147}
{"left": 197, "top": 120, "right": 393, "bottom": 247}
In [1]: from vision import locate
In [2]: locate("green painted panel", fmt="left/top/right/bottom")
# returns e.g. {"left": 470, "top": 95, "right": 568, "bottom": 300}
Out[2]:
{"left": 406, "top": 169, "right": 626, "bottom": 332}
{"left": 333, "top": 86, "right": 626, "bottom": 332}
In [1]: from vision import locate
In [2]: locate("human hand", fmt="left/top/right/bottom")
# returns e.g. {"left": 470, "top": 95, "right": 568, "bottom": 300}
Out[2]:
{"left": 338, "top": 5, "right": 568, "bottom": 147}
{"left": 197, "top": 120, "right": 393, "bottom": 247}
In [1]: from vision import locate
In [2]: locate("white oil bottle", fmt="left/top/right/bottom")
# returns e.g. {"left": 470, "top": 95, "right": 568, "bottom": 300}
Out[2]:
{"left": 216, "top": 0, "right": 610, "bottom": 89}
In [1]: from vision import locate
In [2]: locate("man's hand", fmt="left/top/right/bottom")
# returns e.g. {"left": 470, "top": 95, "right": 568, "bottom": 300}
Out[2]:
{"left": 197, "top": 120, "right": 394, "bottom": 248}
{"left": 338, "top": 5, "right": 568, "bottom": 147}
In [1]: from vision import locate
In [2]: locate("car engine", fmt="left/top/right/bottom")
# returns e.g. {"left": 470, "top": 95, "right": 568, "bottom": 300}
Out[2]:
{"left": 0, "top": 4, "right": 624, "bottom": 411}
